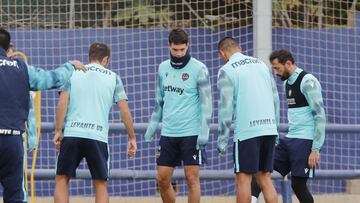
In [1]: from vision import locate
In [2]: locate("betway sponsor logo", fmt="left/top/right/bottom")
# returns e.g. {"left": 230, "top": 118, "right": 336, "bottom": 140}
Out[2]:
{"left": 163, "top": 85, "right": 184, "bottom": 95}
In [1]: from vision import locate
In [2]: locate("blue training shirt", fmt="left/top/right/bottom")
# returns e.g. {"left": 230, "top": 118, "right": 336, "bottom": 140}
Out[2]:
{"left": 145, "top": 57, "right": 212, "bottom": 143}
{"left": 62, "top": 63, "right": 128, "bottom": 143}
{"left": 217, "top": 52, "right": 280, "bottom": 151}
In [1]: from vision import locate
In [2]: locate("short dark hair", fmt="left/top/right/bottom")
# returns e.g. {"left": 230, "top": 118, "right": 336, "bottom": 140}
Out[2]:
{"left": 0, "top": 28, "right": 11, "bottom": 51}
{"left": 269, "top": 49, "right": 295, "bottom": 64}
{"left": 168, "top": 29, "right": 188, "bottom": 45}
{"left": 88, "top": 43, "right": 110, "bottom": 62}
{"left": 218, "top": 37, "right": 238, "bottom": 51}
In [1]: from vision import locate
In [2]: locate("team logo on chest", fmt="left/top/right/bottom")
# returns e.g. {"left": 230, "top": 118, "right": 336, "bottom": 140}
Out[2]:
{"left": 288, "top": 89, "right": 292, "bottom": 96}
{"left": 182, "top": 73, "right": 189, "bottom": 81}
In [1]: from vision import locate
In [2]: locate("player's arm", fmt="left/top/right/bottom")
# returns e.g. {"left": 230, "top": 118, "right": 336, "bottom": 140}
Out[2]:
{"left": 54, "top": 89, "right": 70, "bottom": 150}
{"left": 301, "top": 76, "right": 326, "bottom": 167}
{"left": 269, "top": 69, "right": 280, "bottom": 130}
{"left": 26, "top": 92, "right": 38, "bottom": 151}
{"left": 196, "top": 67, "right": 212, "bottom": 149}
{"left": 27, "top": 60, "right": 85, "bottom": 91}
{"left": 114, "top": 76, "right": 136, "bottom": 158}
{"left": 144, "top": 72, "right": 164, "bottom": 142}
{"left": 217, "top": 69, "right": 234, "bottom": 154}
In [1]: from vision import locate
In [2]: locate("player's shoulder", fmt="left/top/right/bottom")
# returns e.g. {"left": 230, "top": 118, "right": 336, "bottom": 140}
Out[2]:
{"left": 189, "top": 57, "right": 207, "bottom": 69}
{"left": 301, "top": 71, "right": 321, "bottom": 89}
{"left": 302, "top": 71, "right": 320, "bottom": 84}
{"left": 158, "top": 59, "right": 171, "bottom": 72}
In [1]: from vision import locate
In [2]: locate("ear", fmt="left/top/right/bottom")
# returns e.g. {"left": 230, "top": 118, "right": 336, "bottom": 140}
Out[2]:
{"left": 101, "top": 56, "right": 109, "bottom": 67}
{"left": 285, "top": 60, "right": 292, "bottom": 67}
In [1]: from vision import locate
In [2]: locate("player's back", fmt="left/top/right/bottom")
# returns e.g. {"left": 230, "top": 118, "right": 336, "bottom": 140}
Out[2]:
{"left": 221, "top": 52, "right": 277, "bottom": 141}
{"left": 64, "top": 63, "right": 116, "bottom": 143}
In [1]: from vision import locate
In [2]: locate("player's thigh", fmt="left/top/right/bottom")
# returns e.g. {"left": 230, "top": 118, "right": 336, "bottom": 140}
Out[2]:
{"left": 157, "top": 136, "right": 181, "bottom": 167}
{"left": 287, "top": 138, "right": 313, "bottom": 177}
{"left": 83, "top": 139, "right": 109, "bottom": 180}
{"left": 273, "top": 138, "right": 292, "bottom": 176}
{"left": 56, "top": 137, "right": 83, "bottom": 178}
{"left": 0, "top": 136, "right": 26, "bottom": 203}
{"left": 157, "top": 165, "right": 175, "bottom": 183}
{"left": 234, "top": 137, "right": 261, "bottom": 174}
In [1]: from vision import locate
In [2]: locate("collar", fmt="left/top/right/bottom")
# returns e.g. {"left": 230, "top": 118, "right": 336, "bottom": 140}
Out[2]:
{"left": 229, "top": 52, "right": 243, "bottom": 61}
{"left": 287, "top": 67, "right": 303, "bottom": 84}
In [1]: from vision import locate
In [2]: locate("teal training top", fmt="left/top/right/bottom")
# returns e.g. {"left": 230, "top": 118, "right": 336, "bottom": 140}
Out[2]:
{"left": 145, "top": 57, "right": 212, "bottom": 146}
{"left": 217, "top": 52, "right": 280, "bottom": 152}
{"left": 62, "top": 63, "right": 128, "bottom": 143}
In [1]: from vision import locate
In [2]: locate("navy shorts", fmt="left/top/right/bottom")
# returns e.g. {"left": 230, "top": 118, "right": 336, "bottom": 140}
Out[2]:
{"left": 233, "top": 135, "right": 276, "bottom": 174}
{"left": 56, "top": 137, "right": 109, "bottom": 180}
{"left": 0, "top": 135, "right": 27, "bottom": 203}
{"left": 157, "top": 135, "right": 207, "bottom": 167}
{"left": 274, "top": 137, "right": 314, "bottom": 178}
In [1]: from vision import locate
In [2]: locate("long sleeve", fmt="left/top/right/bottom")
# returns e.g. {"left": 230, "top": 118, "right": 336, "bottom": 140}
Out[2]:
{"left": 217, "top": 69, "right": 234, "bottom": 153}
{"left": 26, "top": 92, "right": 38, "bottom": 150}
{"left": 144, "top": 73, "right": 164, "bottom": 142}
{"left": 196, "top": 67, "right": 212, "bottom": 148}
{"left": 301, "top": 78, "right": 326, "bottom": 151}
{"left": 270, "top": 70, "right": 280, "bottom": 130}
{"left": 27, "top": 62, "right": 75, "bottom": 91}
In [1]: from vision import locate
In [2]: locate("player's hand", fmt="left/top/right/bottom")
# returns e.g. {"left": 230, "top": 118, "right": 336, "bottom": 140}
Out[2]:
{"left": 308, "top": 151, "right": 320, "bottom": 168}
{"left": 127, "top": 138, "right": 137, "bottom": 158}
{"left": 69, "top": 60, "right": 87, "bottom": 72}
{"left": 217, "top": 146, "right": 226, "bottom": 156}
{"left": 53, "top": 130, "right": 63, "bottom": 150}
{"left": 196, "top": 136, "right": 208, "bottom": 150}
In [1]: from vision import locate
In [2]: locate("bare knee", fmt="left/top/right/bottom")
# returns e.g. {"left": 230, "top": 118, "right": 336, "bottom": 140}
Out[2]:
{"left": 93, "top": 179, "right": 107, "bottom": 190}
{"left": 157, "top": 174, "right": 172, "bottom": 189}
{"left": 255, "top": 172, "right": 272, "bottom": 188}
{"left": 185, "top": 173, "right": 199, "bottom": 189}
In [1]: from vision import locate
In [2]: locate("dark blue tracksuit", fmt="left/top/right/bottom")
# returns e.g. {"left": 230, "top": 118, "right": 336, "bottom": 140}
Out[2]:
{"left": 0, "top": 48, "right": 75, "bottom": 203}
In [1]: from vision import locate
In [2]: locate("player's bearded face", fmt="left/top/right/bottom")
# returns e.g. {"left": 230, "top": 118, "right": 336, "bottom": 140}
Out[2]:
{"left": 272, "top": 59, "right": 290, "bottom": 81}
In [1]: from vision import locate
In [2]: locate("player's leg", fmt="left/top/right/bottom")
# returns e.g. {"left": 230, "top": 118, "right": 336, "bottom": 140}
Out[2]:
{"left": 291, "top": 176, "right": 313, "bottom": 203}
{"left": 93, "top": 179, "right": 109, "bottom": 203}
{"left": 236, "top": 172, "right": 253, "bottom": 203}
{"left": 287, "top": 138, "right": 314, "bottom": 203}
{"left": 255, "top": 135, "right": 278, "bottom": 203}
{"left": 0, "top": 136, "right": 27, "bottom": 203}
{"left": 157, "top": 165, "right": 176, "bottom": 203}
{"left": 251, "top": 176, "right": 261, "bottom": 202}
{"left": 181, "top": 136, "right": 204, "bottom": 203}
{"left": 84, "top": 138, "right": 110, "bottom": 203}
{"left": 255, "top": 172, "right": 277, "bottom": 203}
{"left": 234, "top": 137, "right": 262, "bottom": 203}
{"left": 184, "top": 165, "right": 200, "bottom": 203}
{"left": 54, "top": 137, "right": 83, "bottom": 203}
{"left": 54, "top": 175, "right": 70, "bottom": 203}
{"left": 156, "top": 136, "right": 180, "bottom": 203}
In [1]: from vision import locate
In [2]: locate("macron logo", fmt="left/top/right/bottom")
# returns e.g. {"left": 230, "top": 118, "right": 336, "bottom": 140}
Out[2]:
{"left": 0, "top": 59, "right": 19, "bottom": 69}
{"left": 304, "top": 168, "right": 309, "bottom": 174}
{"left": 163, "top": 85, "right": 184, "bottom": 95}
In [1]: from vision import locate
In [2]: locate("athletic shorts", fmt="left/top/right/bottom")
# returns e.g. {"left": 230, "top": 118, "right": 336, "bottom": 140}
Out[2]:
{"left": 233, "top": 135, "right": 276, "bottom": 174}
{"left": 274, "top": 137, "right": 314, "bottom": 178}
{"left": 56, "top": 137, "right": 109, "bottom": 180}
{"left": 157, "top": 135, "right": 207, "bottom": 167}
{"left": 0, "top": 135, "right": 27, "bottom": 203}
